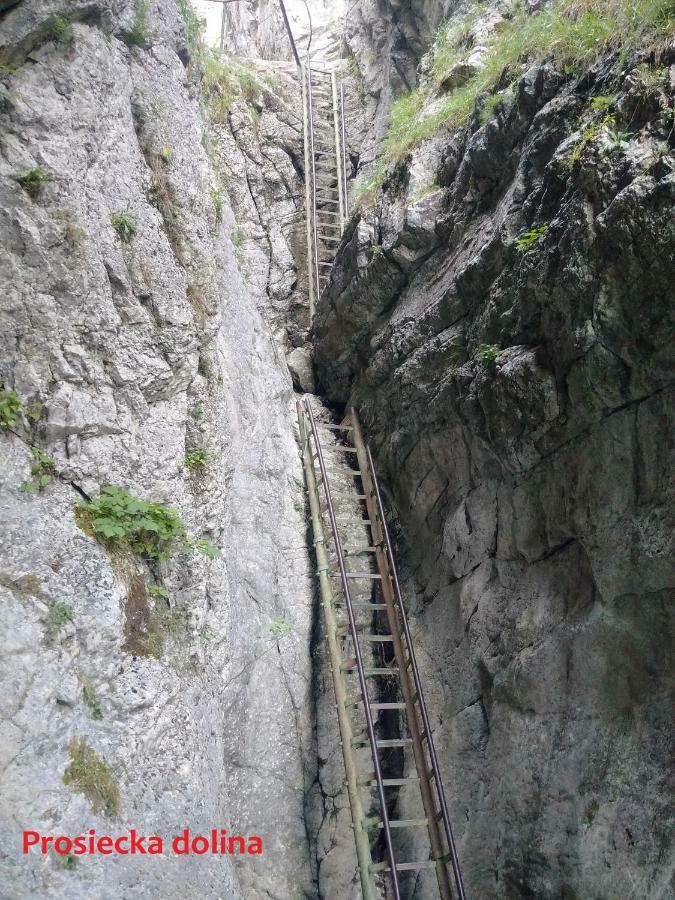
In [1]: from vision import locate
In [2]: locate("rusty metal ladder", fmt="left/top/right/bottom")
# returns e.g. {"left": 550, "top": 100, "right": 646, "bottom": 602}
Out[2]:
{"left": 297, "top": 399, "right": 467, "bottom": 900}
{"left": 302, "top": 61, "right": 348, "bottom": 319}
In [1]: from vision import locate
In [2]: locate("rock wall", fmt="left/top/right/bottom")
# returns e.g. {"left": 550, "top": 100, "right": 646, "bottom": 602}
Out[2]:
{"left": 314, "top": 16, "right": 674, "bottom": 900}
{"left": 0, "top": 2, "right": 318, "bottom": 898}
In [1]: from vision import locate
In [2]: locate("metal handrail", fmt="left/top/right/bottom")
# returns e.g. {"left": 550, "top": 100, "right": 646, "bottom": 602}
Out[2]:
{"left": 304, "top": 399, "right": 402, "bottom": 900}
{"left": 365, "top": 443, "right": 468, "bottom": 900}
{"left": 278, "top": 0, "right": 301, "bottom": 68}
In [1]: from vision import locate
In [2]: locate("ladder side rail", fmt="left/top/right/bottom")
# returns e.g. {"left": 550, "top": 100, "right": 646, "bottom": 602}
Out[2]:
{"left": 303, "top": 399, "right": 402, "bottom": 900}
{"left": 296, "top": 404, "right": 377, "bottom": 900}
{"left": 301, "top": 63, "right": 316, "bottom": 320}
{"left": 331, "top": 71, "right": 346, "bottom": 230}
{"left": 350, "top": 411, "right": 454, "bottom": 900}
{"left": 340, "top": 80, "right": 349, "bottom": 220}
{"left": 365, "top": 441, "right": 468, "bottom": 900}
{"left": 306, "top": 64, "right": 321, "bottom": 307}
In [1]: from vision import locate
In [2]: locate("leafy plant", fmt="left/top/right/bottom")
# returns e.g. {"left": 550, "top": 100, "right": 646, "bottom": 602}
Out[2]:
{"left": 0, "top": 384, "right": 23, "bottom": 428}
{"left": 149, "top": 584, "right": 169, "bottom": 598}
{"left": 53, "top": 851, "right": 78, "bottom": 871}
{"left": 111, "top": 212, "right": 137, "bottom": 243}
{"left": 75, "top": 486, "right": 187, "bottom": 561}
{"left": 21, "top": 448, "right": 57, "bottom": 494}
{"left": 476, "top": 343, "right": 500, "bottom": 363}
{"left": 185, "top": 448, "right": 209, "bottom": 472}
{"left": 120, "top": 0, "right": 150, "bottom": 48}
{"left": 16, "top": 167, "right": 54, "bottom": 197}
{"left": 268, "top": 620, "right": 293, "bottom": 640}
{"left": 192, "top": 539, "right": 221, "bottom": 559}
{"left": 46, "top": 602, "right": 74, "bottom": 637}
{"left": 515, "top": 224, "right": 549, "bottom": 252}
{"left": 590, "top": 95, "right": 615, "bottom": 112}
{"left": 189, "top": 404, "right": 203, "bottom": 421}
{"left": 200, "top": 626, "right": 216, "bottom": 641}
{"left": 604, "top": 127, "right": 631, "bottom": 153}
{"left": 75, "top": 486, "right": 221, "bottom": 562}
{"left": 63, "top": 738, "right": 120, "bottom": 817}
{"left": 368, "top": 244, "right": 385, "bottom": 258}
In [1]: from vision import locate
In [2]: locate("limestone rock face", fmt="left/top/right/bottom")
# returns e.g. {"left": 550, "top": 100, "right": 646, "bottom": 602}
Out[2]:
{"left": 0, "top": 2, "right": 317, "bottom": 898}
{"left": 314, "top": 37, "right": 674, "bottom": 900}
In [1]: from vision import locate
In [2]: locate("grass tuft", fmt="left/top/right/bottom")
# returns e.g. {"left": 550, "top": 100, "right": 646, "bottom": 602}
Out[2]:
{"left": 63, "top": 738, "right": 120, "bottom": 817}
{"left": 111, "top": 212, "right": 137, "bottom": 243}
{"left": 379, "top": 0, "right": 675, "bottom": 167}
{"left": 16, "top": 167, "right": 54, "bottom": 197}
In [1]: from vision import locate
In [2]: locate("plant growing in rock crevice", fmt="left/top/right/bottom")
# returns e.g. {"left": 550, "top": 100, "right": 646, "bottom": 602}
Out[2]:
{"left": 515, "top": 224, "right": 549, "bottom": 252}
{"left": 46, "top": 602, "right": 74, "bottom": 638}
{"left": 185, "top": 448, "right": 209, "bottom": 473}
{"left": 111, "top": 211, "right": 137, "bottom": 243}
{"left": 120, "top": 0, "right": 151, "bottom": 48}
{"left": 476, "top": 343, "right": 500, "bottom": 363}
{"left": 142, "top": 145, "right": 184, "bottom": 261}
{"left": 63, "top": 738, "right": 120, "bottom": 817}
{"left": 0, "top": 384, "right": 23, "bottom": 428}
{"left": 21, "top": 448, "right": 57, "bottom": 494}
{"left": 75, "top": 486, "right": 221, "bottom": 561}
{"left": 16, "top": 167, "right": 54, "bottom": 197}
{"left": 79, "top": 675, "right": 103, "bottom": 720}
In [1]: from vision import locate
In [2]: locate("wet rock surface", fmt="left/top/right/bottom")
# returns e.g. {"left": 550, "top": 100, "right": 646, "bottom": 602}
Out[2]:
{"left": 314, "top": 44, "right": 674, "bottom": 900}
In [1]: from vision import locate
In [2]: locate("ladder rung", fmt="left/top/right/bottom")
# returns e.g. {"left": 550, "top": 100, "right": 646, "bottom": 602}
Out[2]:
{"left": 356, "top": 773, "right": 420, "bottom": 787}
{"left": 370, "top": 702, "right": 406, "bottom": 711}
{"left": 376, "top": 738, "right": 413, "bottom": 748}
{"left": 395, "top": 861, "right": 439, "bottom": 872}
{"left": 375, "top": 818, "right": 428, "bottom": 829}
{"left": 341, "top": 663, "right": 398, "bottom": 677}
{"left": 331, "top": 572, "right": 382, "bottom": 580}
{"left": 332, "top": 446, "right": 358, "bottom": 453}
{"left": 360, "top": 634, "right": 394, "bottom": 642}
{"left": 335, "top": 601, "right": 387, "bottom": 612}
{"left": 317, "top": 423, "right": 353, "bottom": 431}
{"left": 334, "top": 518, "right": 371, "bottom": 525}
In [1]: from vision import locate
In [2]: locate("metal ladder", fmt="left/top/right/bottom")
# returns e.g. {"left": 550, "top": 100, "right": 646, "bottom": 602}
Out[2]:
{"left": 302, "top": 61, "right": 349, "bottom": 318}
{"left": 298, "top": 399, "right": 467, "bottom": 900}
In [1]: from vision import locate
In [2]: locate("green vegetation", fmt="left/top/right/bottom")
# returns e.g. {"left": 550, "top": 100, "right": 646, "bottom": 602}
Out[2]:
{"left": 189, "top": 404, "right": 203, "bottom": 421}
{"left": 63, "top": 738, "right": 120, "bottom": 817}
{"left": 590, "top": 95, "right": 615, "bottom": 112}
{"left": 46, "top": 602, "right": 74, "bottom": 638}
{"left": 177, "top": 0, "right": 206, "bottom": 60}
{"left": 80, "top": 675, "right": 103, "bottom": 720}
{"left": 120, "top": 0, "right": 150, "bottom": 48}
{"left": 21, "top": 448, "right": 57, "bottom": 494}
{"left": 75, "top": 486, "right": 186, "bottom": 561}
{"left": 368, "top": 244, "right": 386, "bottom": 258}
{"left": 185, "top": 448, "right": 209, "bottom": 472}
{"left": 268, "top": 619, "right": 293, "bottom": 640}
{"left": 476, "top": 343, "right": 500, "bottom": 363}
{"left": 210, "top": 186, "right": 224, "bottom": 223}
{"left": 149, "top": 584, "right": 169, "bottom": 598}
{"left": 50, "top": 16, "right": 74, "bottom": 43}
{"left": 75, "top": 486, "right": 221, "bottom": 561}
{"left": 142, "top": 146, "right": 183, "bottom": 260}
{"left": 231, "top": 227, "right": 246, "bottom": 248}
{"left": 202, "top": 54, "right": 263, "bottom": 123}
{"left": 16, "top": 167, "right": 54, "bottom": 197}
{"left": 515, "top": 224, "right": 549, "bottom": 252}
{"left": 110, "top": 212, "right": 137, "bottom": 243}
{"left": 379, "top": 0, "right": 675, "bottom": 168}
{"left": 53, "top": 851, "right": 78, "bottom": 871}
{"left": 0, "top": 384, "right": 23, "bottom": 428}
